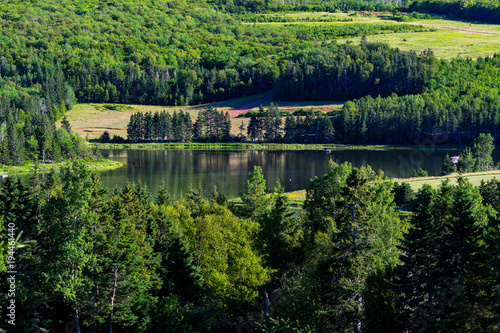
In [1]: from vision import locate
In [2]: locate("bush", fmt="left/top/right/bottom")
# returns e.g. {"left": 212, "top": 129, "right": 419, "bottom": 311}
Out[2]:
{"left": 441, "top": 154, "right": 457, "bottom": 175}
{"left": 111, "top": 134, "right": 126, "bottom": 143}
{"left": 99, "top": 131, "right": 111, "bottom": 143}
{"left": 392, "top": 182, "right": 415, "bottom": 208}
{"left": 411, "top": 168, "right": 428, "bottom": 177}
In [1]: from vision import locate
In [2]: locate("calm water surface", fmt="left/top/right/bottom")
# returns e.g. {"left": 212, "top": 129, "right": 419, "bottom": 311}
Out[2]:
{"left": 98, "top": 148, "right": 470, "bottom": 198}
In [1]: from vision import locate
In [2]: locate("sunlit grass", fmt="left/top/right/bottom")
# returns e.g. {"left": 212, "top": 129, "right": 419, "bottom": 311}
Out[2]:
{"left": 337, "top": 30, "right": 500, "bottom": 59}
{"left": 63, "top": 95, "right": 344, "bottom": 140}
{"left": 395, "top": 170, "right": 500, "bottom": 190}
{"left": 0, "top": 160, "right": 123, "bottom": 175}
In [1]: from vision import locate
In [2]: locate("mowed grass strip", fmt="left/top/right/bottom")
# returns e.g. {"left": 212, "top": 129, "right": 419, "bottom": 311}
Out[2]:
{"left": 395, "top": 170, "right": 500, "bottom": 191}
{"left": 284, "top": 170, "right": 500, "bottom": 207}
{"left": 0, "top": 160, "right": 123, "bottom": 175}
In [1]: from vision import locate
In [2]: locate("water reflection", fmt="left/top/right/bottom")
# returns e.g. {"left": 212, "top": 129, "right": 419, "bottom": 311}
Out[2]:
{"left": 98, "top": 148, "right": 468, "bottom": 198}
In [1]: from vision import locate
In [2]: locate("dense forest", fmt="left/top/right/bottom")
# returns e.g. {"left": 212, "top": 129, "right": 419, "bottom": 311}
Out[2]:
{"left": 0, "top": 93, "right": 100, "bottom": 166}
{"left": 1, "top": 0, "right": 500, "bottom": 164}
{"left": 408, "top": 0, "right": 500, "bottom": 24}
{"left": 0, "top": 0, "right": 432, "bottom": 108}
{"left": 338, "top": 54, "right": 500, "bottom": 144}
{"left": 0, "top": 161, "right": 498, "bottom": 332}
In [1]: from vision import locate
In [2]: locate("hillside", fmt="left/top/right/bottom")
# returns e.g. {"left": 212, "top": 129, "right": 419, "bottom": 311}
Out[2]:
{"left": 1, "top": 0, "right": 500, "bottom": 164}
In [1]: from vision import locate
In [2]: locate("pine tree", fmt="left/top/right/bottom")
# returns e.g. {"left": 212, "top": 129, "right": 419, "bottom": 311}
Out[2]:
{"left": 61, "top": 115, "right": 72, "bottom": 134}
{"left": 284, "top": 114, "right": 296, "bottom": 143}
{"left": 38, "top": 162, "right": 98, "bottom": 333}
{"left": 302, "top": 162, "right": 403, "bottom": 332}
{"left": 259, "top": 181, "right": 298, "bottom": 271}
{"left": 240, "top": 166, "right": 270, "bottom": 220}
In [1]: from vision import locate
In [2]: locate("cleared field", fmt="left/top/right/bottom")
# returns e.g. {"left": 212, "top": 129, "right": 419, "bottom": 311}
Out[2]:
{"left": 250, "top": 12, "right": 500, "bottom": 59}
{"left": 62, "top": 95, "right": 344, "bottom": 140}
{"left": 283, "top": 170, "right": 500, "bottom": 206}
{"left": 396, "top": 170, "right": 500, "bottom": 191}
{"left": 337, "top": 30, "right": 500, "bottom": 59}
{"left": 334, "top": 15, "right": 500, "bottom": 59}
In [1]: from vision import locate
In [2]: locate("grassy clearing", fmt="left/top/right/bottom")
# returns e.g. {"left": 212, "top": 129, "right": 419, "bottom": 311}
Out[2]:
{"left": 63, "top": 95, "right": 344, "bottom": 140}
{"left": 252, "top": 12, "right": 500, "bottom": 59}
{"left": 0, "top": 159, "right": 123, "bottom": 176}
{"left": 337, "top": 30, "right": 500, "bottom": 59}
{"left": 395, "top": 170, "right": 500, "bottom": 191}
{"left": 281, "top": 170, "right": 500, "bottom": 207}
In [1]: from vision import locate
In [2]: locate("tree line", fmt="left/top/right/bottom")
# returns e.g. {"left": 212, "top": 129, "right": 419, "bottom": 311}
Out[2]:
{"left": 337, "top": 54, "right": 500, "bottom": 145}
{"left": 0, "top": 92, "right": 99, "bottom": 166}
{"left": 0, "top": 160, "right": 497, "bottom": 332}
{"left": 274, "top": 42, "right": 436, "bottom": 101}
{"left": 124, "top": 104, "right": 337, "bottom": 144}
{"left": 125, "top": 107, "right": 232, "bottom": 143}
{"left": 409, "top": 0, "right": 500, "bottom": 24}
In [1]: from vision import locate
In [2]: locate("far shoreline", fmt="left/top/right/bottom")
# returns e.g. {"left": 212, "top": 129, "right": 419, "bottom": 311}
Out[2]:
{"left": 92, "top": 142, "right": 468, "bottom": 152}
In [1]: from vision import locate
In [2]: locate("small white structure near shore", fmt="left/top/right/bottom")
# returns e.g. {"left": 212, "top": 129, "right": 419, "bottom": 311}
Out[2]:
{"left": 451, "top": 156, "right": 459, "bottom": 164}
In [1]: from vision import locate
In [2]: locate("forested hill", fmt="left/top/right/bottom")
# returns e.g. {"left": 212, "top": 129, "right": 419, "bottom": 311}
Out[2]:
{"left": 0, "top": 0, "right": 433, "bottom": 106}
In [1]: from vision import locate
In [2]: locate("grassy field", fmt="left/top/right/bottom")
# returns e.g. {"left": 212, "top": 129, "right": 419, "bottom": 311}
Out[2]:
{"left": 249, "top": 11, "right": 500, "bottom": 59}
{"left": 337, "top": 30, "right": 500, "bottom": 59}
{"left": 280, "top": 170, "right": 500, "bottom": 207}
{"left": 0, "top": 159, "right": 123, "bottom": 176}
{"left": 62, "top": 96, "right": 344, "bottom": 140}
{"left": 395, "top": 170, "right": 500, "bottom": 190}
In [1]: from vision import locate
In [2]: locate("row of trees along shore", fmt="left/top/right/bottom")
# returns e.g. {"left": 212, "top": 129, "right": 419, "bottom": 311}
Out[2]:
{"left": 123, "top": 105, "right": 336, "bottom": 144}
{"left": 0, "top": 160, "right": 497, "bottom": 332}
{"left": 125, "top": 107, "right": 231, "bottom": 143}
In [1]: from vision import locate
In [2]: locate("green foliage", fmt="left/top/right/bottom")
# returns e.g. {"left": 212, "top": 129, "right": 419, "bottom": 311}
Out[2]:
{"left": 395, "top": 178, "right": 498, "bottom": 331}
{"left": 392, "top": 181, "right": 415, "bottom": 207}
{"left": 240, "top": 166, "right": 271, "bottom": 219}
{"left": 458, "top": 147, "right": 477, "bottom": 173}
{"left": 99, "top": 130, "right": 111, "bottom": 143}
{"left": 275, "top": 43, "right": 436, "bottom": 101}
{"left": 412, "top": 167, "right": 429, "bottom": 177}
{"left": 292, "top": 162, "right": 404, "bottom": 330}
{"left": 409, "top": 0, "right": 500, "bottom": 24}
{"left": 338, "top": 55, "right": 500, "bottom": 144}
{"left": 471, "top": 132, "right": 495, "bottom": 171}
{"left": 259, "top": 181, "right": 301, "bottom": 271}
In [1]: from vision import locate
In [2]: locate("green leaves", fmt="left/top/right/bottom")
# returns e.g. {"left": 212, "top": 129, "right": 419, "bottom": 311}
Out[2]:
{"left": 396, "top": 178, "right": 497, "bottom": 331}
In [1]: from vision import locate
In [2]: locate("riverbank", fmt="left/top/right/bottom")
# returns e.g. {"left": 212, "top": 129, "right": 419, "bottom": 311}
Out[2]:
{"left": 93, "top": 142, "right": 465, "bottom": 151}
{"left": 0, "top": 159, "right": 123, "bottom": 176}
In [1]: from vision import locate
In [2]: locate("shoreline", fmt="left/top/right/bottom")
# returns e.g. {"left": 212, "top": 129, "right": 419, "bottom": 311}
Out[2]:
{"left": 0, "top": 159, "right": 123, "bottom": 176}
{"left": 93, "top": 142, "right": 467, "bottom": 151}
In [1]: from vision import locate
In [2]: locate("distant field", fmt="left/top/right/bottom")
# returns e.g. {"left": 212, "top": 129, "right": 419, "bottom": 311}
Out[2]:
{"left": 337, "top": 30, "right": 500, "bottom": 59}
{"left": 62, "top": 93, "right": 344, "bottom": 140}
{"left": 283, "top": 170, "right": 500, "bottom": 206}
{"left": 396, "top": 170, "right": 500, "bottom": 190}
{"left": 250, "top": 11, "right": 500, "bottom": 59}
